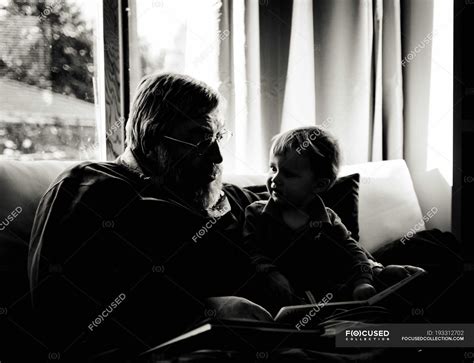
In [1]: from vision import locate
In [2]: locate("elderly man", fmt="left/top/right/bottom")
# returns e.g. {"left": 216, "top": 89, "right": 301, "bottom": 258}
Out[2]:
{"left": 27, "top": 73, "right": 419, "bottom": 362}
{"left": 27, "top": 73, "right": 290, "bottom": 361}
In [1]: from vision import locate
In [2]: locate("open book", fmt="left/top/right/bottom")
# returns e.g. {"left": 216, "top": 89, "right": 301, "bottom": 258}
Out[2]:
{"left": 140, "top": 269, "right": 425, "bottom": 356}
{"left": 275, "top": 268, "right": 426, "bottom": 323}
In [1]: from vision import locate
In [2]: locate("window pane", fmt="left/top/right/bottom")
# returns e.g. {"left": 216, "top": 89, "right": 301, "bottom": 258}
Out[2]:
{"left": 0, "top": 0, "right": 100, "bottom": 160}
{"left": 128, "top": 0, "right": 221, "bottom": 95}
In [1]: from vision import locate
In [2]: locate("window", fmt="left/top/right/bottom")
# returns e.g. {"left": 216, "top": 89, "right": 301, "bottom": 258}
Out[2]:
{"left": 128, "top": 0, "right": 251, "bottom": 170}
{"left": 128, "top": 0, "right": 221, "bottom": 95}
{"left": 0, "top": 0, "right": 100, "bottom": 160}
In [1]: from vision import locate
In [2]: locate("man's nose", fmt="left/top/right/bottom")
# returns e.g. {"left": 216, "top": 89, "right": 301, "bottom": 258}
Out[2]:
{"left": 205, "top": 142, "right": 223, "bottom": 164}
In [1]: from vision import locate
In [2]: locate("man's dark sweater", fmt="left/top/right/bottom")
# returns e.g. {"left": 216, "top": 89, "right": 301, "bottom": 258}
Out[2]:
{"left": 28, "top": 160, "right": 263, "bottom": 359}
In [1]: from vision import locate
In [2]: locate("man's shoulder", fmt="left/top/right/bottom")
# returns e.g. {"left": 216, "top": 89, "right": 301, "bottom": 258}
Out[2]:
{"left": 53, "top": 161, "right": 138, "bottom": 187}
{"left": 44, "top": 161, "right": 143, "bottom": 203}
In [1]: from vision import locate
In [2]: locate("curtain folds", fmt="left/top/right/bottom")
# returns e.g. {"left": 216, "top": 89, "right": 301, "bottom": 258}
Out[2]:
{"left": 219, "top": 0, "right": 406, "bottom": 172}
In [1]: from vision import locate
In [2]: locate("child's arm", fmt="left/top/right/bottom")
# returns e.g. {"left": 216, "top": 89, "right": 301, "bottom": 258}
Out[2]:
{"left": 325, "top": 208, "right": 377, "bottom": 299}
{"left": 242, "top": 202, "right": 275, "bottom": 269}
{"left": 243, "top": 202, "right": 303, "bottom": 314}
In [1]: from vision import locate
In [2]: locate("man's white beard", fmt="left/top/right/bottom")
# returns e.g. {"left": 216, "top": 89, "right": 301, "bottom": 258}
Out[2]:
{"left": 155, "top": 163, "right": 224, "bottom": 211}
{"left": 193, "top": 173, "right": 223, "bottom": 211}
{"left": 148, "top": 146, "right": 224, "bottom": 210}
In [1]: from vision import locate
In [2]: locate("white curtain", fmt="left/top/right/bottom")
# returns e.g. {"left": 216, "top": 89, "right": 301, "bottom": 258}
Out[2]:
{"left": 218, "top": 0, "right": 407, "bottom": 172}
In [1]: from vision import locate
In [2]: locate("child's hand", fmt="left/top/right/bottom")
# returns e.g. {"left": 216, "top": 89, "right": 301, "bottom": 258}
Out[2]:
{"left": 352, "top": 283, "right": 377, "bottom": 300}
{"left": 378, "top": 265, "right": 426, "bottom": 284}
{"left": 206, "top": 296, "right": 274, "bottom": 322}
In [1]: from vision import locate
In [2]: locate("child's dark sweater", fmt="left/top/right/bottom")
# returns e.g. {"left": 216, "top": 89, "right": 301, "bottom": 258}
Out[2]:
{"left": 243, "top": 195, "right": 373, "bottom": 299}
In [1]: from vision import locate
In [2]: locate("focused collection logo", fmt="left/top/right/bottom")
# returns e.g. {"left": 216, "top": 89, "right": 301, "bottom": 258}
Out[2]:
{"left": 345, "top": 329, "right": 390, "bottom": 341}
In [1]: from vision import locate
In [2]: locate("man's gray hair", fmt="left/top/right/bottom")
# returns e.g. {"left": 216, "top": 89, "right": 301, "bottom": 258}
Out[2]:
{"left": 125, "top": 73, "right": 220, "bottom": 155}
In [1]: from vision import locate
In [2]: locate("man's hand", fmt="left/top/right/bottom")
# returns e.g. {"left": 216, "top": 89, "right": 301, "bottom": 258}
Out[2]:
{"left": 205, "top": 296, "right": 274, "bottom": 322}
{"left": 352, "top": 283, "right": 377, "bottom": 300}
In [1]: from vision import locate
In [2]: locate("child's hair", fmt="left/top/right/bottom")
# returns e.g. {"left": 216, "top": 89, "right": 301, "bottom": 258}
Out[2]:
{"left": 270, "top": 126, "right": 340, "bottom": 188}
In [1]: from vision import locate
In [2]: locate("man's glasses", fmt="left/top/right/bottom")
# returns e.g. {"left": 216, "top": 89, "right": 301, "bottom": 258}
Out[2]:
{"left": 162, "top": 128, "right": 232, "bottom": 156}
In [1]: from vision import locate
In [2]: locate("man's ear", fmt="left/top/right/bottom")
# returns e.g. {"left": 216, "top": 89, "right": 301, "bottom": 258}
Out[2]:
{"left": 313, "top": 178, "right": 331, "bottom": 193}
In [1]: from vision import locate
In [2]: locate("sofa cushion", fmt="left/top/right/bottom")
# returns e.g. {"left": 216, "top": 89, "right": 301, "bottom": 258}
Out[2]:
{"left": 339, "top": 160, "right": 424, "bottom": 252}
{"left": 227, "top": 160, "right": 424, "bottom": 253}
{"left": 0, "top": 160, "right": 76, "bottom": 267}
{"left": 319, "top": 173, "right": 360, "bottom": 241}
{"left": 0, "top": 159, "right": 423, "bottom": 264}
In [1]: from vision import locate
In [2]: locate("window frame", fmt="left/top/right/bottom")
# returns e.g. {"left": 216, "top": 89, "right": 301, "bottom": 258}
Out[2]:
{"left": 100, "top": 0, "right": 130, "bottom": 160}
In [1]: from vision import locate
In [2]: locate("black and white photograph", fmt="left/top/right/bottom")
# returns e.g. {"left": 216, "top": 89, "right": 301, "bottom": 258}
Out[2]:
{"left": 0, "top": 0, "right": 473, "bottom": 362}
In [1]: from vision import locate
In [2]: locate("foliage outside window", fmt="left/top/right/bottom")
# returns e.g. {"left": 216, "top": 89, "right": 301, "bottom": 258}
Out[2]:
{"left": 0, "top": 0, "right": 99, "bottom": 160}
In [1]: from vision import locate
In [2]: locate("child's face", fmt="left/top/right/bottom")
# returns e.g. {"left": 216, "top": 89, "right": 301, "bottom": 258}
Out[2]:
{"left": 267, "top": 150, "right": 324, "bottom": 209}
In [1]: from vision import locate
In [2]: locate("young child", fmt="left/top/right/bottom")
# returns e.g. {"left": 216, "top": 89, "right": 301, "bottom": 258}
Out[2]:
{"left": 243, "top": 127, "right": 377, "bottom": 309}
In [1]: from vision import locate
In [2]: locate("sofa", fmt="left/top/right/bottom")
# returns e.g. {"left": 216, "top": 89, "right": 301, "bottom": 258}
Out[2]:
{"left": 0, "top": 158, "right": 425, "bottom": 304}
{"left": 1, "top": 158, "right": 467, "bottom": 361}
